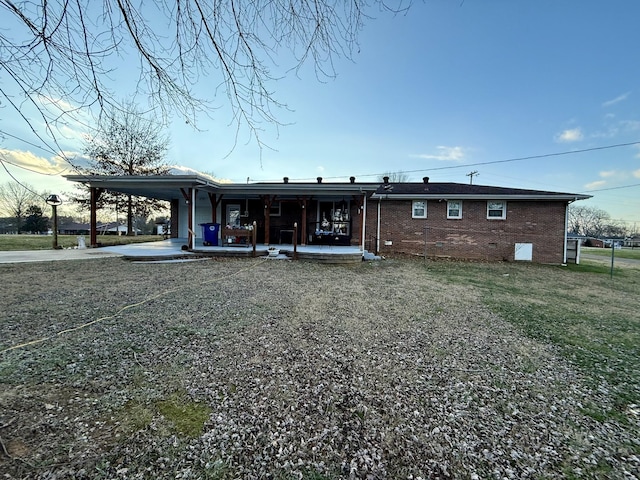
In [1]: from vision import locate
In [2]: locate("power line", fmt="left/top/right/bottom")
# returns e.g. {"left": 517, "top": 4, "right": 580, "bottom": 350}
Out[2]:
{"left": 582, "top": 183, "right": 640, "bottom": 193}
{"left": 0, "top": 129, "right": 59, "bottom": 156}
{"left": 0, "top": 159, "right": 47, "bottom": 199}
{"left": 254, "top": 140, "right": 640, "bottom": 182}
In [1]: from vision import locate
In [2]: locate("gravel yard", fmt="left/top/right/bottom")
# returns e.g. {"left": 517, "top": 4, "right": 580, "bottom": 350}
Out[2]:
{"left": 1, "top": 257, "right": 638, "bottom": 479}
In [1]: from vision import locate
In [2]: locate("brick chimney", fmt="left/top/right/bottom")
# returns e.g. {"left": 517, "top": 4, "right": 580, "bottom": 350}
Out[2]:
{"left": 383, "top": 176, "right": 390, "bottom": 184}
{"left": 283, "top": 177, "right": 289, "bottom": 184}
{"left": 350, "top": 176, "right": 356, "bottom": 184}
{"left": 317, "top": 177, "right": 322, "bottom": 183}
{"left": 423, "top": 176, "right": 430, "bottom": 184}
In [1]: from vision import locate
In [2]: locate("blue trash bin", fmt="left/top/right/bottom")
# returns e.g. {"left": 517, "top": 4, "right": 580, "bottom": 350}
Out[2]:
{"left": 200, "top": 223, "right": 220, "bottom": 246}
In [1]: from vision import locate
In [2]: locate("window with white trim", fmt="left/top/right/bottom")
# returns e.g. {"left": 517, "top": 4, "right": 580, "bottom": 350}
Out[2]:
{"left": 412, "top": 200, "right": 427, "bottom": 218}
{"left": 447, "top": 200, "right": 462, "bottom": 219}
{"left": 269, "top": 201, "right": 281, "bottom": 216}
{"left": 487, "top": 201, "right": 506, "bottom": 219}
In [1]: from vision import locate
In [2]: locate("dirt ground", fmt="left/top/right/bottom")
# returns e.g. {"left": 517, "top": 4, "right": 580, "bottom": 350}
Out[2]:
{"left": 0, "top": 257, "right": 638, "bottom": 479}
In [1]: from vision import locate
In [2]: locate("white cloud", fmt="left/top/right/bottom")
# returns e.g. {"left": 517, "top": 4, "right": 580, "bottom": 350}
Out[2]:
{"left": 599, "top": 170, "right": 617, "bottom": 178}
{"left": 602, "top": 92, "right": 631, "bottom": 108}
{"left": 633, "top": 169, "right": 640, "bottom": 179}
{"left": 620, "top": 120, "right": 640, "bottom": 132}
{"left": 555, "top": 128, "right": 583, "bottom": 143}
{"left": 584, "top": 180, "right": 606, "bottom": 190}
{"left": 0, "top": 148, "right": 75, "bottom": 175}
{"left": 411, "top": 146, "right": 466, "bottom": 162}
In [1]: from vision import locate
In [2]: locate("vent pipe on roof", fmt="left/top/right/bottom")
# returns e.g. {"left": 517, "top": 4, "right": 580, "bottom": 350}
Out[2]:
{"left": 383, "top": 176, "right": 390, "bottom": 184}
{"left": 423, "top": 177, "right": 430, "bottom": 184}
{"left": 283, "top": 177, "right": 289, "bottom": 184}
{"left": 317, "top": 177, "right": 322, "bottom": 183}
{"left": 350, "top": 176, "right": 356, "bottom": 184}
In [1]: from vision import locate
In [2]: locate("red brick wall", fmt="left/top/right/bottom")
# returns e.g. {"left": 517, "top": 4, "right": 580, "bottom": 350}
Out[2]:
{"left": 364, "top": 199, "right": 568, "bottom": 264}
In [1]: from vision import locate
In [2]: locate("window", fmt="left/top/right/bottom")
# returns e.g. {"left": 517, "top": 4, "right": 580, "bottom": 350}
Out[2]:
{"left": 487, "top": 201, "right": 506, "bottom": 219}
{"left": 269, "top": 201, "right": 281, "bottom": 216}
{"left": 447, "top": 200, "right": 462, "bottom": 219}
{"left": 412, "top": 200, "right": 427, "bottom": 218}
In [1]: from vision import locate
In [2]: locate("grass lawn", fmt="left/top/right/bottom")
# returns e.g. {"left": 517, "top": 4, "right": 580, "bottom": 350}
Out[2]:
{"left": 582, "top": 246, "right": 640, "bottom": 260}
{"left": 427, "top": 260, "right": 640, "bottom": 424}
{"left": 1, "top": 258, "right": 638, "bottom": 478}
{"left": 0, "top": 234, "right": 164, "bottom": 251}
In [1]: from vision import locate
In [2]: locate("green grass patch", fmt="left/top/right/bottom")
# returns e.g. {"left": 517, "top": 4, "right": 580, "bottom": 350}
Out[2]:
{"left": 583, "top": 246, "right": 640, "bottom": 260}
{"left": 425, "top": 261, "right": 640, "bottom": 423}
{"left": 0, "top": 234, "right": 165, "bottom": 251}
{"left": 156, "top": 393, "right": 212, "bottom": 437}
{"left": 120, "top": 391, "right": 212, "bottom": 438}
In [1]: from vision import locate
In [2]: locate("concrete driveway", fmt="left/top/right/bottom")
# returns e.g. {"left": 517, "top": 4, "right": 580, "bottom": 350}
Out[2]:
{"left": 0, "top": 248, "right": 123, "bottom": 264}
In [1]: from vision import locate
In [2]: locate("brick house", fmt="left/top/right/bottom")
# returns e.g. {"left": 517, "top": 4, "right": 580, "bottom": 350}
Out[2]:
{"left": 367, "top": 177, "right": 591, "bottom": 264}
{"left": 65, "top": 173, "right": 590, "bottom": 264}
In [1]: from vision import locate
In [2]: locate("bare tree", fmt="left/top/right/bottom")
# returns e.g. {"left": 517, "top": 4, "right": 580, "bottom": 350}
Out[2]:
{"left": 379, "top": 171, "right": 410, "bottom": 182}
{"left": 1, "top": 1, "right": 409, "bottom": 162}
{"left": 80, "top": 103, "right": 170, "bottom": 235}
{"left": 0, "top": 181, "right": 41, "bottom": 233}
{"left": 567, "top": 205, "right": 625, "bottom": 238}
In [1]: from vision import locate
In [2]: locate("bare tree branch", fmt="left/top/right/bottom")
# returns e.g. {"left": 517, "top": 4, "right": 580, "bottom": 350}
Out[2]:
{"left": 1, "top": 1, "right": 411, "bottom": 165}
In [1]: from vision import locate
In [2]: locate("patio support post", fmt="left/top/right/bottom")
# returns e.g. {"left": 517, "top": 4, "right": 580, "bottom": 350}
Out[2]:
{"left": 376, "top": 198, "right": 381, "bottom": 255}
{"left": 208, "top": 193, "right": 223, "bottom": 223}
{"left": 297, "top": 197, "right": 308, "bottom": 245}
{"left": 563, "top": 201, "right": 570, "bottom": 265}
{"left": 361, "top": 194, "right": 367, "bottom": 252}
{"left": 191, "top": 188, "right": 197, "bottom": 250}
{"left": 261, "top": 195, "right": 275, "bottom": 245}
{"left": 352, "top": 194, "right": 365, "bottom": 250}
{"left": 89, "top": 187, "right": 103, "bottom": 247}
{"left": 170, "top": 199, "right": 179, "bottom": 238}
{"left": 180, "top": 188, "right": 193, "bottom": 248}
{"left": 252, "top": 221, "right": 257, "bottom": 257}
{"left": 293, "top": 222, "right": 298, "bottom": 260}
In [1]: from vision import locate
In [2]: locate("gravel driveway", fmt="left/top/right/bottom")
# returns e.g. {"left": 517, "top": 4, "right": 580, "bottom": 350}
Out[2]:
{"left": 1, "top": 257, "right": 637, "bottom": 479}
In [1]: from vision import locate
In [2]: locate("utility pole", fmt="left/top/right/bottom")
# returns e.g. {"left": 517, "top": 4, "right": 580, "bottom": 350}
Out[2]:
{"left": 466, "top": 171, "right": 479, "bottom": 185}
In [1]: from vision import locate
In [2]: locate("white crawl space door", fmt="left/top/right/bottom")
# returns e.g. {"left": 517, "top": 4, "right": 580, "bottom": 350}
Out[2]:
{"left": 514, "top": 243, "right": 533, "bottom": 261}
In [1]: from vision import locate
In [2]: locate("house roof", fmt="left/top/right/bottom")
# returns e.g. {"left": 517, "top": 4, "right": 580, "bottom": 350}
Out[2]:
{"left": 64, "top": 174, "right": 592, "bottom": 203}
{"left": 371, "top": 181, "right": 592, "bottom": 201}
{"left": 64, "top": 174, "right": 381, "bottom": 201}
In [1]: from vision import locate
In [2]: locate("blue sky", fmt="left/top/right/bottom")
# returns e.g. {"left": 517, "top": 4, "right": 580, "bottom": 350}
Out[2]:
{"left": 1, "top": 1, "right": 639, "bottom": 225}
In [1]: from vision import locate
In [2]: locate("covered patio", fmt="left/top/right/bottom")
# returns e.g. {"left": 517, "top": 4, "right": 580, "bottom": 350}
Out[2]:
{"left": 64, "top": 173, "right": 380, "bottom": 262}
{"left": 96, "top": 238, "right": 366, "bottom": 264}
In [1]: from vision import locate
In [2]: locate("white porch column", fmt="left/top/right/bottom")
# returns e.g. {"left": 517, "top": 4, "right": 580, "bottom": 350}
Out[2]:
{"left": 360, "top": 193, "right": 367, "bottom": 251}
{"left": 376, "top": 198, "right": 381, "bottom": 254}
{"left": 191, "top": 188, "right": 197, "bottom": 250}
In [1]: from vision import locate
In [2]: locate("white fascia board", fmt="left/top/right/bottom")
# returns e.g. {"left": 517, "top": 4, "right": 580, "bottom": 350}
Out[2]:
{"left": 64, "top": 174, "right": 213, "bottom": 186}
{"left": 219, "top": 184, "right": 378, "bottom": 196}
{"left": 371, "top": 193, "right": 591, "bottom": 201}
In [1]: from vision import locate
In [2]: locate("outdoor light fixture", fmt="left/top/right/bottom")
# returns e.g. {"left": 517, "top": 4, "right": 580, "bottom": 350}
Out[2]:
{"left": 46, "top": 194, "right": 63, "bottom": 249}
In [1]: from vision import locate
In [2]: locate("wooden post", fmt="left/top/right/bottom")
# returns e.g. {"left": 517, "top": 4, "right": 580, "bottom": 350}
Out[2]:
{"left": 352, "top": 194, "right": 364, "bottom": 248}
{"left": 252, "top": 221, "right": 257, "bottom": 257}
{"left": 170, "top": 199, "right": 179, "bottom": 238}
{"left": 180, "top": 188, "right": 193, "bottom": 247}
{"left": 90, "top": 187, "right": 103, "bottom": 247}
{"left": 293, "top": 222, "right": 298, "bottom": 260}
{"left": 260, "top": 195, "right": 276, "bottom": 245}
{"left": 208, "top": 193, "right": 223, "bottom": 223}
{"left": 298, "top": 197, "right": 308, "bottom": 245}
